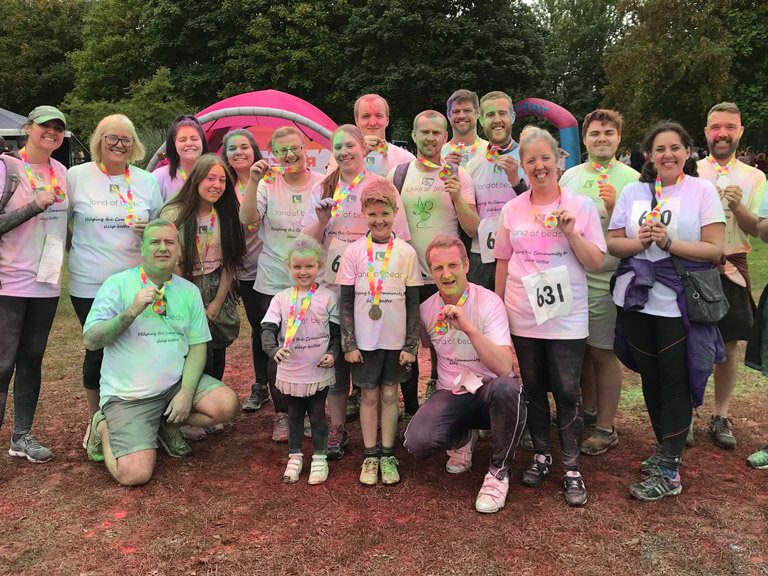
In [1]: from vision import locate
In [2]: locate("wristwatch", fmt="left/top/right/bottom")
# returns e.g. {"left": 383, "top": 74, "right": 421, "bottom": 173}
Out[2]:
{"left": 662, "top": 238, "right": 672, "bottom": 251}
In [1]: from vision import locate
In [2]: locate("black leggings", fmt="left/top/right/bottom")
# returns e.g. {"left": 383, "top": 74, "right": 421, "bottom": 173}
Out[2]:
{"left": 206, "top": 347, "right": 226, "bottom": 381}
{"left": 617, "top": 309, "right": 690, "bottom": 470}
{"left": 0, "top": 296, "right": 59, "bottom": 436}
{"left": 512, "top": 335, "right": 586, "bottom": 472}
{"left": 286, "top": 387, "right": 329, "bottom": 455}
{"left": 71, "top": 296, "right": 103, "bottom": 390}
{"left": 401, "top": 284, "right": 440, "bottom": 415}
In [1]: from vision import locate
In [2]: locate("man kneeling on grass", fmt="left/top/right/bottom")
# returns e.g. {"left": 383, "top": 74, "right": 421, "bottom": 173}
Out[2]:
{"left": 404, "top": 235, "right": 526, "bottom": 513}
{"left": 82, "top": 219, "right": 239, "bottom": 486}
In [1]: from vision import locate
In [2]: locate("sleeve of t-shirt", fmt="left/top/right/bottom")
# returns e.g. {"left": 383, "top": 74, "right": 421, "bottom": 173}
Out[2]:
{"left": 83, "top": 276, "right": 124, "bottom": 333}
{"left": 261, "top": 292, "right": 284, "bottom": 327}
{"left": 393, "top": 192, "right": 412, "bottom": 241}
{"left": 758, "top": 181, "right": 768, "bottom": 219}
{"left": 66, "top": 167, "right": 77, "bottom": 221}
{"left": 188, "top": 287, "right": 212, "bottom": 345}
{"left": 699, "top": 180, "right": 726, "bottom": 226}
{"left": 481, "top": 292, "right": 513, "bottom": 347}
{"left": 301, "top": 185, "right": 322, "bottom": 230}
{"left": 559, "top": 166, "right": 577, "bottom": 188}
{"left": 256, "top": 180, "right": 269, "bottom": 220}
{"left": 146, "top": 173, "right": 163, "bottom": 220}
{"left": 405, "top": 245, "right": 424, "bottom": 287}
{"left": 608, "top": 183, "right": 632, "bottom": 231}
{"left": 335, "top": 243, "right": 357, "bottom": 286}
{"left": 493, "top": 203, "right": 513, "bottom": 260}
{"left": 458, "top": 168, "right": 476, "bottom": 206}
{"left": 579, "top": 198, "right": 607, "bottom": 253}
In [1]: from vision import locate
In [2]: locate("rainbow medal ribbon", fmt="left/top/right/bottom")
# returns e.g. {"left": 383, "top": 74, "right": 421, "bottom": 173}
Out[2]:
{"left": 377, "top": 141, "right": 389, "bottom": 155}
{"left": 237, "top": 180, "right": 259, "bottom": 232}
{"left": 196, "top": 208, "right": 217, "bottom": 268}
{"left": 647, "top": 173, "right": 683, "bottom": 225}
{"left": 416, "top": 157, "right": 452, "bottom": 182}
{"left": 264, "top": 165, "right": 303, "bottom": 184}
{"left": 331, "top": 170, "right": 365, "bottom": 218}
{"left": 20, "top": 147, "right": 64, "bottom": 203}
{"left": 451, "top": 139, "right": 479, "bottom": 158}
{"left": 707, "top": 154, "right": 734, "bottom": 192}
{"left": 486, "top": 143, "right": 515, "bottom": 163}
{"left": 435, "top": 287, "right": 469, "bottom": 334}
{"left": 178, "top": 166, "right": 187, "bottom": 181}
{"left": 366, "top": 232, "right": 394, "bottom": 320}
{"left": 139, "top": 267, "right": 171, "bottom": 316}
{"left": 590, "top": 157, "right": 616, "bottom": 186}
{"left": 99, "top": 162, "right": 134, "bottom": 226}
{"left": 532, "top": 186, "right": 562, "bottom": 230}
{"left": 283, "top": 283, "right": 317, "bottom": 356}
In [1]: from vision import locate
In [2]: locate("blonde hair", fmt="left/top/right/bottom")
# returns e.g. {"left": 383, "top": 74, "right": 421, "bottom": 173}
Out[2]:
{"left": 360, "top": 178, "right": 398, "bottom": 211}
{"left": 354, "top": 94, "right": 389, "bottom": 119}
{"left": 412, "top": 110, "right": 448, "bottom": 132}
{"left": 286, "top": 235, "right": 324, "bottom": 267}
{"left": 270, "top": 126, "right": 307, "bottom": 152}
{"left": 425, "top": 235, "right": 468, "bottom": 268}
{"left": 89, "top": 114, "right": 146, "bottom": 164}
{"left": 519, "top": 127, "right": 561, "bottom": 162}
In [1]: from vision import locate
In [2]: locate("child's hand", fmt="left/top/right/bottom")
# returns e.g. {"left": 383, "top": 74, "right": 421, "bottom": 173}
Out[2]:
{"left": 399, "top": 351, "right": 416, "bottom": 366}
{"left": 345, "top": 350, "right": 363, "bottom": 364}
{"left": 317, "top": 353, "right": 335, "bottom": 368}
{"left": 274, "top": 348, "right": 291, "bottom": 363}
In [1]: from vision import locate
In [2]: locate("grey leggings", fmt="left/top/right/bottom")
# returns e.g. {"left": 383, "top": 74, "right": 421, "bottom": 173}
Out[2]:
{"left": 286, "top": 387, "right": 329, "bottom": 455}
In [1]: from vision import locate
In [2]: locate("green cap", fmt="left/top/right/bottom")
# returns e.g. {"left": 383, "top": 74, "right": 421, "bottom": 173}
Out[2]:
{"left": 28, "top": 106, "right": 67, "bottom": 128}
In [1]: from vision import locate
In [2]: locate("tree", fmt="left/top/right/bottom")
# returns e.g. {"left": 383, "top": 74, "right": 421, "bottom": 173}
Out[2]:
{"left": 0, "top": 0, "right": 91, "bottom": 113}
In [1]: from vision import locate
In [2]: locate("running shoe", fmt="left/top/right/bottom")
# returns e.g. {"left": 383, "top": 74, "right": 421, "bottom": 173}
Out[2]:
{"left": 747, "top": 446, "right": 768, "bottom": 469}
{"left": 380, "top": 455, "right": 400, "bottom": 485}
{"left": 475, "top": 473, "right": 509, "bottom": 514}
{"left": 630, "top": 470, "right": 682, "bottom": 502}
{"left": 521, "top": 453, "right": 552, "bottom": 487}
{"left": 709, "top": 415, "right": 736, "bottom": 449}
{"left": 581, "top": 427, "right": 618, "bottom": 456}
{"left": 283, "top": 454, "right": 303, "bottom": 483}
{"left": 446, "top": 429, "right": 479, "bottom": 474}
{"left": 359, "top": 457, "right": 379, "bottom": 486}
{"left": 327, "top": 425, "right": 348, "bottom": 460}
{"left": 272, "top": 413, "right": 289, "bottom": 443}
{"left": 242, "top": 387, "right": 270, "bottom": 412}
{"left": 85, "top": 411, "right": 105, "bottom": 463}
{"left": 563, "top": 473, "right": 588, "bottom": 506}
{"left": 9, "top": 433, "right": 53, "bottom": 464}
{"left": 640, "top": 444, "right": 663, "bottom": 475}
{"left": 308, "top": 455, "right": 329, "bottom": 484}
{"left": 159, "top": 419, "right": 192, "bottom": 459}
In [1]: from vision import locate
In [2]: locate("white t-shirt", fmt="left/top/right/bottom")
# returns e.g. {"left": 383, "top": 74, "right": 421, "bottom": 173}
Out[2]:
{"left": 0, "top": 155, "right": 68, "bottom": 297}
{"left": 440, "top": 138, "right": 490, "bottom": 168}
{"left": 466, "top": 149, "right": 521, "bottom": 255}
{"left": 67, "top": 162, "right": 163, "bottom": 298}
{"left": 234, "top": 180, "right": 264, "bottom": 282}
{"left": 262, "top": 285, "right": 339, "bottom": 384}
{"left": 609, "top": 177, "right": 726, "bottom": 317}
{"left": 494, "top": 186, "right": 606, "bottom": 339}
{"left": 300, "top": 172, "right": 411, "bottom": 289}
{"left": 151, "top": 166, "right": 186, "bottom": 203}
{"left": 697, "top": 158, "right": 766, "bottom": 287}
{"left": 387, "top": 161, "right": 476, "bottom": 282}
{"left": 253, "top": 171, "right": 325, "bottom": 294}
{"left": 83, "top": 267, "right": 211, "bottom": 407}
{"left": 420, "top": 283, "right": 512, "bottom": 391}
{"left": 326, "top": 142, "right": 415, "bottom": 177}
{"left": 335, "top": 235, "right": 422, "bottom": 351}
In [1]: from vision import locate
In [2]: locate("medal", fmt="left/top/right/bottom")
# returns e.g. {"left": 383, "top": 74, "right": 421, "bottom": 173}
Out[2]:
{"left": 416, "top": 157, "right": 452, "bottom": 182}
{"left": 284, "top": 284, "right": 317, "bottom": 349}
{"left": 648, "top": 173, "right": 683, "bottom": 223}
{"left": 435, "top": 287, "right": 469, "bottom": 334}
{"left": 366, "top": 232, "right": 394, "bottom": 321}
{"left": 377, "top": 141, "right": 388, "bottom": 155}
{"left": 99, "top": 162, "right": 134, "bottom": 226}
{"left": 140, "top": 266, "right": 171, "bottom": 315}
{"left": 485, "top": 143, "right": 514, "bottom": 163}
{"left": 331, "top": 171, "right": 365, "bottom": 217}
{"left": 20, "top": 147, "right": 65, "bottom": 203}
{"left": 450, "top": 139, "right": 479, "bottom": 157}
{"left": 532, "top": 186, "right": 562, "bottom": 230}
{"left": 590, "top": 157, "right": 616, "bottom": 186}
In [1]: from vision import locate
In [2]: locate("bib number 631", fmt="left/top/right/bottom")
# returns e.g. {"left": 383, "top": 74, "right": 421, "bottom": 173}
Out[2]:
{"left": 521, "top": 265, "right": 574, "bottom": 325}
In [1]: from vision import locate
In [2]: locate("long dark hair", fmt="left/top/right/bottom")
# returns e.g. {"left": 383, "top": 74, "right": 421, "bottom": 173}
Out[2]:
{"left": 321, "top": 124, "right": 366, "bottom": 200}
{"left": 166, "top": 115, "right": 210, "bottom": 179}
{"left": 164, "top": 154, "right": 245, "bottom": 279}
{"left": 639, "top": 121, "right": 699, "bottom": 183}
{"left": 220, "top": 129, "right": 263, "bottom": 179}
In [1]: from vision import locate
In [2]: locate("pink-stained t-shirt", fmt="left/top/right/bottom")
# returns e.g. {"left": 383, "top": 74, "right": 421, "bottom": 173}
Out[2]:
{"left": 420, "top": 283, "right": 512, "bottom": 392}
{"left": 494, "top": 186, "right": 606, "bottom": 339}
{"left": 0, "top": 155, "right": 68, "bottom": 297}
{"left": 335, "top": 235, "right": 422, "bottom": 351}
{"left": 609, "top": 177, "right": 725, "bottom": 317}
{"left": 301, "top": 172, "right": 411, "bottom": 291}
{"left": 152, "top": 166, "right": 186, "bottom": 203}
{"left": 253, "top": 170, "right": 325, "bottom": 294}
{"left": 262, "top": 285, "right": 339, "bottom": 386}
{"left": 387, "top": 161, "right": 476, "bottom": 282}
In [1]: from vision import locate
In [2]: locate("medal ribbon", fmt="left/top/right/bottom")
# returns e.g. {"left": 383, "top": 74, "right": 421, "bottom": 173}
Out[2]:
{"left": 178, "top": 166, "right": 187, "bottom": 181}
{"left": 450, "top": 139, "right": 480, "bottom": 156}
{"left": 435, "top": 287, "right": 469, "bottom": 334}
{"left": 331, "top": 170, "right": 365, "bottom": 217}
{"left": 707, "top": 154, "right": 734, "bottom": 177}
{"left": 532, "top": 186, "right": 562, "bottom": 230}
{"left": 20, "top": 147, "right": 64, "bottom": 203}
{"left": 590, "top": 157, "right": 616, "bottom": 185}
{"left": 416, "top": 157, "right": 452, "bottom": 181}
{"left": 237, "top": 180, "right": 258, "bottom": 232}
{"left": 649, "top": 173, "right": 684, "bottom": 221}
{"left": 486, "top": 143, "right": 514, "bottom": 162}
{"left": 284, "top": 283, "right": 317, "bottom": 349}
{"left": 366, "top": 232, "right": 394, "bottom": 307}
{"left": 99, "top": 162, "right": 134, "bottom": 226}
{"left": 196, "top": 208, "right": 217, "bottom": 266}
{"left": 264, "top": 165, "right": 303, "bottom": 184}
{"left": 139, "top": 266, "right": 171, "bottom": 314}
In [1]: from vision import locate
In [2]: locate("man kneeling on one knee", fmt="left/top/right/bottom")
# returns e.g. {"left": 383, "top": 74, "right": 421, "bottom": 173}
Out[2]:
{"left": 82, "top": 219, "right": 239, "bottom": 486}
{"left": 404, "top": 235, "right": 526, "bottom": 513}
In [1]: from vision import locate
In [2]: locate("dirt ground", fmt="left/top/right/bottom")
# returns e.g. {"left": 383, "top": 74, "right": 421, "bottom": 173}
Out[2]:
{"left": 1, "top": 296, "right": 767, "bottom": 576}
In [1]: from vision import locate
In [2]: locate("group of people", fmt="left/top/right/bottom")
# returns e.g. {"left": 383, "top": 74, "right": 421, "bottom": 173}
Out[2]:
{"left": 1, "top": 90, "right": 767, "bottom": 515}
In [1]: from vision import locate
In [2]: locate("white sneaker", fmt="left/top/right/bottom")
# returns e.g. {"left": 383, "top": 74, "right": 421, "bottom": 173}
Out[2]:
{"left": 283, "top": 454, "right": 303, "bottom": 483}
{"left": 82, "top": 421, "right": 91, "bottom": 450}
{"left": 446, "top": 429, "right": 479, "bottom": 474}
{"left": 308, "top": 455, "right": 329, "bottom": 485}
{"left": 475, "top": 472, "right": 509, "bottom": 514}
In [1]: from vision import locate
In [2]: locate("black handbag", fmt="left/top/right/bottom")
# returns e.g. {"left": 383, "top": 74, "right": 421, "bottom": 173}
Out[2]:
{"left": 648, "top": 183, "right": 729, "bottom": 324}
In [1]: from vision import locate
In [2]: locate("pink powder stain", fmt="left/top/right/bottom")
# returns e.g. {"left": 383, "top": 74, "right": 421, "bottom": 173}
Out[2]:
{"left": 100, "top": 521, "right": 112, "bottom": 528}
{"left": 118, "top": 545, "right": 136, "bottom": 555}
{"left": 84, "top": 530, "right": 96, "bottom": 539}
{"left": 113, "top": 511, "right": 127, "bottom": 519}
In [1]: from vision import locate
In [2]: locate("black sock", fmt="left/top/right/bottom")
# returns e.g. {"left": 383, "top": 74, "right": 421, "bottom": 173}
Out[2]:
{"left": 364, "top": 447, "right": 379, "bottom": 458}
{"left": 381, "top": 446, "right": 394, "bottom": 458}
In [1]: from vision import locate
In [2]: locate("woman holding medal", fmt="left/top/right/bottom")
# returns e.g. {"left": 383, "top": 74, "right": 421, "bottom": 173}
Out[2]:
{"left": 237, "top": 127, "right": 326, "bottom": 441}
{"left": 302, "top": 124, "right": 411, "bottom": 460}
{"left": 68, "top": 114, "right": 163, "bottom": 442}
{"left": 494, "top": 127, "right": 606, "bottom": 507}
{"left": 608, "top": 121, "right": 725, "bottom": 501}
{"left": 152, "top": 115, "right": 210, "bottom": 202}
{"left": 0, "top": 106, "right": 69, "bottom": 463}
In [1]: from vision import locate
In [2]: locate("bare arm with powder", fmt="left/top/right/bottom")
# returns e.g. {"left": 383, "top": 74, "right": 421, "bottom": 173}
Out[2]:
{"left": 83, "top": 285, "right": 158, "bottom": 350}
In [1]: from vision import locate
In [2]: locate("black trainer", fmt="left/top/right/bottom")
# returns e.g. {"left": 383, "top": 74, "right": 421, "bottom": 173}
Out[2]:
{"left": 521, "top": 454, "right": 552, "bottom": 487}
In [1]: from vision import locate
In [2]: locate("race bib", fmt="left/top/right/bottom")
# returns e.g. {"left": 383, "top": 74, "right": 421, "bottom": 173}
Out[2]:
{"left": 521, "top": 265, "right": 573, "bottom": 325}
{"left": 478, "top": 216, "right": 500, "bottom": 264}
{"left": 324, "top": 237, "right": 349, "bottom": 285}
{"left": 629, "top": 197, "right": 681, "bottom": 240}
{"left": 36, "top": 235, "right": 64, "bottom": 284}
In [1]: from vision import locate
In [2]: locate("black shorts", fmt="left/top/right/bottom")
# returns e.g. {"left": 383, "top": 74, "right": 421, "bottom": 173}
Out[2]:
{"left": 717, "top": 275, "right": 754, "bottom": 342}
{"left": 351, "top": 349, "right": 413, "bottom": 389}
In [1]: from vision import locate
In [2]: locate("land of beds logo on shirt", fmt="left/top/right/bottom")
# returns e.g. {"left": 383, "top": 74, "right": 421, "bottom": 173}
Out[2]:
{"left": 413, "top": 198, "right": 434, "bottom": 228}
{"left": 109, "top": 184, "right": 120, "bottom": 195}
{"left": 493, "top": 164, "right": 502, "bottom": 175}
{"left": 422, "top": 178, "right": 435, "bottom": 187}
{"left": 292, "top": 194, "right": 302, "bottom": 204}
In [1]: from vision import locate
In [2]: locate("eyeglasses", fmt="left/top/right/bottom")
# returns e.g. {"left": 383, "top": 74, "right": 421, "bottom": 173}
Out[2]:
{"left": 104, "top": 135, "right": 134, "bottom": 147}
{"left": 273, "top": 145, "right": 304, "bottom": 157}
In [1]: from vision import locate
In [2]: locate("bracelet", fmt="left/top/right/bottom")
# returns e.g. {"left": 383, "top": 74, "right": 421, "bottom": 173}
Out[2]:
{"left": 663, "top": 238, "right": 672, "bottom": 251}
